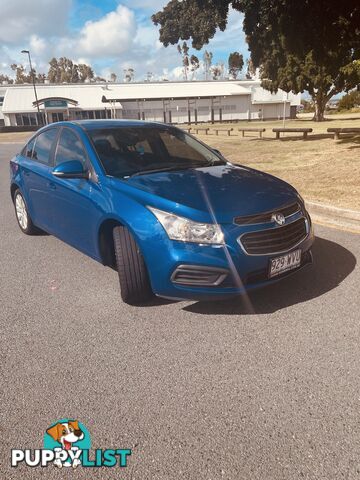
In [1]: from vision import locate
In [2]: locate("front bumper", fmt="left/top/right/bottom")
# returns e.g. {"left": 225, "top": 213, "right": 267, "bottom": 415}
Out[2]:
{"left": 143, "top": 210, "right": 315, "bottom": 301}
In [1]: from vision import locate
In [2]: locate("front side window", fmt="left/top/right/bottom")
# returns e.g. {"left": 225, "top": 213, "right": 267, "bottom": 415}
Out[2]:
{"left": 32, "top": 129, "right": 58, "bottom": 165}
{"left": 55, "top": 128, "right": 87, "bottom": 167}
{"left": 89, "top": 126, "right": 225, "bottom": 178}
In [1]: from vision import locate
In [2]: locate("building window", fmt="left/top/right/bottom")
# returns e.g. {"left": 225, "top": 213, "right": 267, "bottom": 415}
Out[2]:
{"left": 15, "top": 112, "right": 44, "bottom": 126}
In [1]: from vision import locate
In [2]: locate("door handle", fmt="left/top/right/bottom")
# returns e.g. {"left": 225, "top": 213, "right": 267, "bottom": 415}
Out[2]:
{"left": 48, "top": 182, "right": 56, "bottom": 190}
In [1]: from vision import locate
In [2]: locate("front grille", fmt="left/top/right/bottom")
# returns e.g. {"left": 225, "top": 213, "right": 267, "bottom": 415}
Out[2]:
{"left": 240, "top": 218, "right": 307, "bottom": 255}
{"left": 234, "top": 202, "right": 300, "bottom": 225}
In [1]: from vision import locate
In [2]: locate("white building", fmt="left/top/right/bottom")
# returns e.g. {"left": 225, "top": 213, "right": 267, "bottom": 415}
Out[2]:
{"left": 0, "top": 86, "right": 7, "bottom": 125}
{"left": 1, "top": 80, "right": 301, "bottom": 127}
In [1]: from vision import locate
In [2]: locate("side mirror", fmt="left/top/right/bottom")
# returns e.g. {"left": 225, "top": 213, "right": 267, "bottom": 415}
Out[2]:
{"left": 52, "top": 160, "right": 89, "bottom": 179}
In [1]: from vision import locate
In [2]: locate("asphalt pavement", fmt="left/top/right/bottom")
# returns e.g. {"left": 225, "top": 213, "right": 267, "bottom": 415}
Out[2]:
{"left": 1, "top": 143, "right": 360, "bottom": 479}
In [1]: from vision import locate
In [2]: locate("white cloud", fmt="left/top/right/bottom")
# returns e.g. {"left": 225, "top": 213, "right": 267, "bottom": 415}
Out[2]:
{"left": 78, "top": 5, "right": 137, "bottom": 58}
{"left": 134, "top": 25, "right": 159, "bottom": 47}
{"left": 171, "top": 66, "right": 184, "bottom": 80}
{"left": 121, "top": 0, "right": 168, "bottom": 11}
{"left": 29, "top": 35, "right": 48, "bottom": 57}
{"left": 0, "top": 0, "right": 71, "bottom": 44}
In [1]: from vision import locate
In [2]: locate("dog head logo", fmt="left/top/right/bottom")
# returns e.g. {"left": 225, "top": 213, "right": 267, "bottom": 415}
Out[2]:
{"left": 44, "top": 419, "right": 90, "bottom": 468}
{"left": 46, "top": 420, "right": 84, "bottom": 450}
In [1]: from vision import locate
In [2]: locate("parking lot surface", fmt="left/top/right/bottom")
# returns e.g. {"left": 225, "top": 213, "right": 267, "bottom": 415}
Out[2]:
{"left": 1, "top": 144, "right": 360, "bottom": 479}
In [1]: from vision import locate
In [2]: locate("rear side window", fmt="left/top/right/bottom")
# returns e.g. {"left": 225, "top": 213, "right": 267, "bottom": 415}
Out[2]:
{"left": 55, "top": 128, "right": 87, "bottom": 167}
{"left": 32, "top": 129, "right": 58, "bottom": 165}
{"left": 23, "top": 137, "right": 36, "bottom": 158}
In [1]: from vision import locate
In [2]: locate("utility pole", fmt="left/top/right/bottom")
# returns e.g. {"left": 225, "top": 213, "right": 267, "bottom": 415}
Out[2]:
{"left": 21, "top": 49, "right": 42, "bottom": 124}
{"left": 283, "top": 91, "right": 288, "bottom": 128}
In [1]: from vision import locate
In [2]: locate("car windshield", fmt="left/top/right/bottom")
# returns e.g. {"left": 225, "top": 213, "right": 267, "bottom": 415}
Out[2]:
{"left": 88, "top": 126, "right": 225, "bottom": 178}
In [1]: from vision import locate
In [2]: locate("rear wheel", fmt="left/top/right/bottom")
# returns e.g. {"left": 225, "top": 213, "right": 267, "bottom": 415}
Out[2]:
{"left": 14, "top": 190, "right": 39, "bottom": 235}
{"left": 113, "top": 225, "right": 154, "bottom": 305}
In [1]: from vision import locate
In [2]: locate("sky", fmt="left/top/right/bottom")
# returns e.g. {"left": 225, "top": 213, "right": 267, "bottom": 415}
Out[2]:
{"left": 0, "top": 0, "right": 249, "bottom": 82}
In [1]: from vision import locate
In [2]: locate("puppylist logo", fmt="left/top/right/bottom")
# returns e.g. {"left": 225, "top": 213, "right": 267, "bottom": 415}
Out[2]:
{"left": 11, "top": 419, "right": 131, "bottom": 469}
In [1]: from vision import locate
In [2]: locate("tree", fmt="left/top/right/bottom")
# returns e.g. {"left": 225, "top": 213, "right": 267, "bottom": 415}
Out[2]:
{"left": 203, "top": 50, "right": 213, "bottom": 80}
{"left": 338, "top": 90, "right": 360, "bottom": 110}
{"left": 0, "top": 74, "right": 13, "bottom": 84}
{"left": 78, "top": 63, "right": 94, "bottom": 82}
{"left": 301, "top": 99, "right": 314, "bottom": 113}
{"left": 11, "top": 64, "right": 27, "bottom": 84}
{"left": 37, "top": 73, "right": 46, "bottom": 83}
{"left": 228, "top": 52, "right": 244, "bottom": 79}
{"left": 177, "top": 41, "right": 190, "bottom": 80}
{"left": 48, "top": 58, "right": 60, "bottom": 83}
{"left": 245, "top": 58, "right": 256, "bottom": 80}
{"left": 210, "top": 64, "right": 222, "bottom": 80}
{"left": 152, "top": 1, "right": 360, "bottom": 121}
{"left": 123, "top": 68, "right": 135, "bottom": 82}
{"left": 47, "top": 57, "right": 93, "bottom": 83}
{"left": 190, "top": 54, "right": 200, "bottom": 79}
{"left": 56, "top": 57, "right": 79, "bottom": 83}
{"left": 10, "top": 64, "right": 45, "bottom": 84}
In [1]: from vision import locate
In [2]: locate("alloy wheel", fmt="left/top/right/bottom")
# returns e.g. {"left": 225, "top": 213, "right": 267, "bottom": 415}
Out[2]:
{"left": 15, "top": 194, "right": 28, "bottom": 230}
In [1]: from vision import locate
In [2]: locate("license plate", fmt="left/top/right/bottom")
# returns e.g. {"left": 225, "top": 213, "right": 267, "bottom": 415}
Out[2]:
{"left": 269, "top": 249, "right": 301, "bottom": 278}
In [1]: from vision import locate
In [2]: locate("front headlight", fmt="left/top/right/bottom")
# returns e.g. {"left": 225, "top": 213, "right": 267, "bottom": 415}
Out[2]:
{"left": 148, "top": 207, "right": 224, "bottom": 245}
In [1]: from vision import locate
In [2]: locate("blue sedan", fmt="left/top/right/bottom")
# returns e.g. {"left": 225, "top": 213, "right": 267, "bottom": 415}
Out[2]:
{"left": 10, "top": 120, "right": 314, "bottom": 304}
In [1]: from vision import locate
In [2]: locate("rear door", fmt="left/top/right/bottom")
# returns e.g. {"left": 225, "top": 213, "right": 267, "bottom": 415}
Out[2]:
{"left": 21, "top": 128, "right": 59, "bottom": 232}
{"left": 49, "top": 127, "right": 104, "bottom": 257}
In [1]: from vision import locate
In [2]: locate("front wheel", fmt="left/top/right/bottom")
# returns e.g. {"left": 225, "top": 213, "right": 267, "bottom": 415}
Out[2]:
{"left": 113, "top": 226, "right": 154, "bottom": 305}
{"left": 14, "top": 190, "right": 39, "bottom": 235}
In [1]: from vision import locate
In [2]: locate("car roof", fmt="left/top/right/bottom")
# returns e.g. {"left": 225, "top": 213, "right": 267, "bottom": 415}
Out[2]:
{"left": 53, "top": 119, "right": 166, "bottom": 131}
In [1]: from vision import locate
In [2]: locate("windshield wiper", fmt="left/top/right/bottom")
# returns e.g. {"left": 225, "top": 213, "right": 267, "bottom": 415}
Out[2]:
{"left": 126, "top": 164, "right": 203, "bottom": 178}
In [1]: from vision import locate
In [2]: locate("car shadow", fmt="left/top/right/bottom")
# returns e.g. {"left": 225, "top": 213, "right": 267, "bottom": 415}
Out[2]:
{"left": 182, "top": 236, "right": 356, "bottom": 315}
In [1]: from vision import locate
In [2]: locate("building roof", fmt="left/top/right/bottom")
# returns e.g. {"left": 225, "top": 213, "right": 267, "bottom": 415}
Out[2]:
{"left": 2, "top": 84, "right": 106, "bottom": 113}
{"left": 2, "top": 81, "right": 251, "bottom": 114}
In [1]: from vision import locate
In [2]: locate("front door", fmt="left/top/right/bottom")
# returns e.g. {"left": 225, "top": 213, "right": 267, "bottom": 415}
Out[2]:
{"left": 49, "top": 127, "right": 103, "bottom": 257}
{"left": 51, "top": 112, "right": 64, "bottom": 123}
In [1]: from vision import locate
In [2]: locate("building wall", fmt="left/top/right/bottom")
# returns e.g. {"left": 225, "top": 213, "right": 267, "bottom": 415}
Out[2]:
{"left": 120, "top": 95, "right": 256, "bottom": 123}
{"left": 251, "top": 102, "right": 291, "bottom": 120}
{"left": 0, "top": 87, "right": 6, "bottom": 125}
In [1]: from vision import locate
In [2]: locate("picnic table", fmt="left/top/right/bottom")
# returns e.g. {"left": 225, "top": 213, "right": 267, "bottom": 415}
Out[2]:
{"left": 238, "top": 127, "right": 266, "bottom": 138}
{"left": 191, "top": 127, "right": 210, "bottom": 135}
{"left": 327, "top": 127, "right": 360, "bottom": 140}
{"left": 273, "top": 127, "right": 313, "bottom": 140}
{"left": 213, "top": 128, "right": 234, "bottom": 136}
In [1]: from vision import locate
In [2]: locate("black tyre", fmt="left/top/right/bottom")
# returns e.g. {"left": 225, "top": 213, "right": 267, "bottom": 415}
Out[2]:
{"left": 13, "top": 189, "right": 40, "bottom": 235}
{"left": 113, "top": 226, "right": 154, "bottom": 305}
